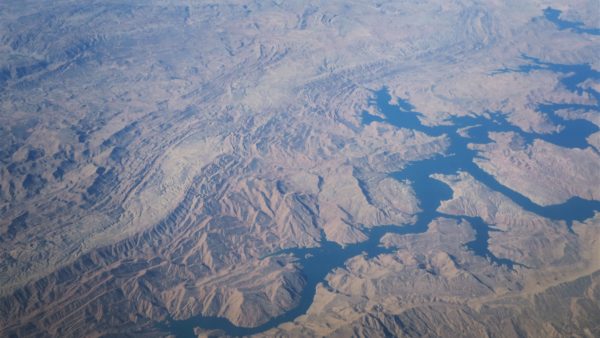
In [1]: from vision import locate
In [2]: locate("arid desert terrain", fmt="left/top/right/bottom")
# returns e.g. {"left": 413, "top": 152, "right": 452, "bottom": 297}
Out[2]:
{"left": 1, "top": 1, "right": 599, "bottom": 337}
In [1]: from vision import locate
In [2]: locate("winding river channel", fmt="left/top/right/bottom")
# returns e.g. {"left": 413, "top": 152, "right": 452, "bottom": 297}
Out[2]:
{"left": 164, "top": 56, "right": 600, "bottom": 337}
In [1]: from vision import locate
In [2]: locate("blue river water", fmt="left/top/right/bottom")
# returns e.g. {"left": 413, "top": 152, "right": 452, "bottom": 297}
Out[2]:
{"left": 162, "top": 57, "right": 600, "bottom": 337}
{"left": 544, "top": 7, "right": 600, "bottom": 36}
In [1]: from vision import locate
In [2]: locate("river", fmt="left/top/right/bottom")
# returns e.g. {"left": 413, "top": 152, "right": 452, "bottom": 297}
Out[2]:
{"left": 163, "top": 56, "right": 600, "bottom": 337}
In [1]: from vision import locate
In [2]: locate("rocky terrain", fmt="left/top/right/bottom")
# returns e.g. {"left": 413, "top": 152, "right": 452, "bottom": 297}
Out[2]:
{"left": 0, "top": 1, "right": 599, "bottom": 337}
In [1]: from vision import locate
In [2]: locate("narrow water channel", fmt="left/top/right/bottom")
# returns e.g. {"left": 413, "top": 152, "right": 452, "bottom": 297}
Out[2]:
{"left": 163, "top": 57, "right": 600, "bottom": 337}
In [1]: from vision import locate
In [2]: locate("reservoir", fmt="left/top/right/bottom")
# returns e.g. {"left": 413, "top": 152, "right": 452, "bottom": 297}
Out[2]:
{"left": 164, "top": 57, "right": 600, "bottom": 337}
{"left": 544, "top": 7, "right": 600, "bottom": 36}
